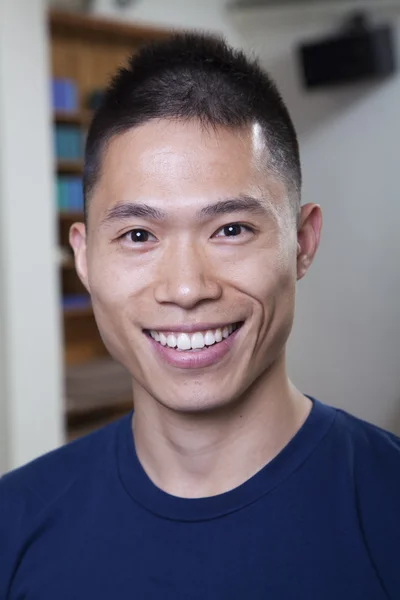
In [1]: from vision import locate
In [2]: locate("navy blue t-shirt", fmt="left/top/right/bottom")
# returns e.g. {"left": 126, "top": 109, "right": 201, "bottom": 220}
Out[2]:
{"left": 1, "top": 398, "right": 399, "bottom": 599}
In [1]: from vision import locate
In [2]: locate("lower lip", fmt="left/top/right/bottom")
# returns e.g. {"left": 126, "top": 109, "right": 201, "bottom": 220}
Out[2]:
{"left": 144, "top": 324, "right": 244, "bottom": 370}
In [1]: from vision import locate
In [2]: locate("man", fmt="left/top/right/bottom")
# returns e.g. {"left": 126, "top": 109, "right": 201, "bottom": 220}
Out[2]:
{"left": 0, "top": 32, "right": 399, "bottom": 599}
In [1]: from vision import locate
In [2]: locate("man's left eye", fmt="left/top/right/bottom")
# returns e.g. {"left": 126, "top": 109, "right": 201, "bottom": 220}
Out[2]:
{"left": 215, "top": 224, "right": 254, "bottom": 237}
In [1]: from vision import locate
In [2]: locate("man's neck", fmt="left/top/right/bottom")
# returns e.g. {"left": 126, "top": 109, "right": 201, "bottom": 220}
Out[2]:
{"left": 131, "top": 356, "right": 312, "bottom": 499}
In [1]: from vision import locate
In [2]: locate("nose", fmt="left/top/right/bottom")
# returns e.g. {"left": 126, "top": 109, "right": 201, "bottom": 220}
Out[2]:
{"left": 154, "top": 239, "right": 223, "bottom": 309}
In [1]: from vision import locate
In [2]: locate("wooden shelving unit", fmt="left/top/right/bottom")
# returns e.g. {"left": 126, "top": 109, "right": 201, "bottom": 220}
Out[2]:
{"left": 59, "top": 211, "right": 84, "bottom": 222}
{"left": 57, "top": 160, "right": 83, "bottom": 174}
{"left": 63, "top": 305, "right": 93, "bottom": 318}
{"left": 54, "top": 111, "right": 89, "bottom": 125}
{"left": 49, "top": 9, "right": 170, "bottom": 440}
{"left": 61, "top": 258, "right": 76, "bottom": 270}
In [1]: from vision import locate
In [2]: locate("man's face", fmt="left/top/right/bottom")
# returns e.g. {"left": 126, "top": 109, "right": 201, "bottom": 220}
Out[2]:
{"left": 71, "top": 120, "right": 316, "bottom": 413}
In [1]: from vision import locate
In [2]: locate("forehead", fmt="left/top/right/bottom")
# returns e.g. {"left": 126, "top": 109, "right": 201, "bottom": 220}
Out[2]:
{"left": 91, "top": 119, "right": 287, "bottom": 219}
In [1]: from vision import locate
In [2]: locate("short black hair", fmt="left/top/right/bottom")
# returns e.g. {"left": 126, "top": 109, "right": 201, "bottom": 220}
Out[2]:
{"left": 83, "top": 32, "right": 301, "bottom": 218}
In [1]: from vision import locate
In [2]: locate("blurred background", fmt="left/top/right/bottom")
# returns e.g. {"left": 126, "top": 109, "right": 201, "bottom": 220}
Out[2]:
{"left": 0, "top": 0, "right": 399, "bottom": 474}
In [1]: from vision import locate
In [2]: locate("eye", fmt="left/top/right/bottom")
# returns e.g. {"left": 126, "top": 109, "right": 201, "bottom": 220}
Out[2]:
{"left": 119, "top": 223, "right": 254, "bottom": 245}
{"left": 214, "top": 223, "right": 254, "bottom": 238}
{"left": 122, "top": 229, "right": 156, "bottom": 243}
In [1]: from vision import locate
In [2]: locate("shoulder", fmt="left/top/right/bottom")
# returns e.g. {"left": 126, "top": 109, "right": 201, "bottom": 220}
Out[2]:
{"left": 0, "top": 415, "right": 128, "bottom": 595}
{"left": 326, "top": 404, "right": 400, "bottom": 593}
{"left": 312, "top": 398, "right": 400, "bottom": 475}
{"left": 326, "top": 404, "right": 400, "bottom": 486}
{"left": 332, "top": 406, "right": 400, "bottom": 469}
{"left": 332, "top": 406, "right": 400, "bottom": 507}
{"left": 0, "top": 415, "right": 126, "bottom": 528}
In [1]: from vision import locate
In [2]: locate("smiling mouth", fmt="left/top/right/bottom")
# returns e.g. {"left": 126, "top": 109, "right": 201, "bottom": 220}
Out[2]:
{"left": 143, "top": 322, "right": 244, "bottom": 352}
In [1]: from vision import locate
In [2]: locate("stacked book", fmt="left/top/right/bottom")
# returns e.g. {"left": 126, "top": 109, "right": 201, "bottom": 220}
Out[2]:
{"left": 56, "top": 176, "right": 84, "bottom": 212}
{"left": 63, "top": 294, "right": 91, "bottom": 313}
{"left": 54, "top": 124, "right": 83, "bottom": 161}
{"left": 52, "top": 78, "right": 78, "bottom": 113}
{"left": 65, "top": 357, "right": 133, "bottom": 417}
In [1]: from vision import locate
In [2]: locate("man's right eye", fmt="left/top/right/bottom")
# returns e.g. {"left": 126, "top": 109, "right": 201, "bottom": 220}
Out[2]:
{"left": 122, "top": 229, "right": 156, "bottom": 243}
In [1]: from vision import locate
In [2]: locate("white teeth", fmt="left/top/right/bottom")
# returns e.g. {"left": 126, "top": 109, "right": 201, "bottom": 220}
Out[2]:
{"left": 167, "top": 334, "right": 177, "bottom": 348}
{"left": 149, "top": 323, "right": 241, "bottom": 351}
{"left": 204, "top": 330, "right": 215, "bottom": 346}
{"left": 191, "top": 332, "right": 205, "bottom": 349}
{"left": 150, "top": 330, "right": 160, "bottom": 342}
{"left": 177, "top": 333, "right": 191, "bottom": 350}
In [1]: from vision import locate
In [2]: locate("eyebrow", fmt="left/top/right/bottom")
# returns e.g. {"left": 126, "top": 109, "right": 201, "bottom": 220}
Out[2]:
{"left": 100, "top": 194, "right": 270, "bottom": 227}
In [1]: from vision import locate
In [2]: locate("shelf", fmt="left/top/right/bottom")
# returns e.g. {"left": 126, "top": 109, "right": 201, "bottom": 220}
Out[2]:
{"left": 62, "top": 258, "right": 75, "bottom": 270}
{"left": 65, "top": 356, "right": 133, "bottom": 427}
{"left": 54, "top": 110, "right": 93, "bottom": 127}
{"left": 49, "top": 9, "right": 170, "bottom": 45}
{"left": 59, "top": 211, "right": 84, "bottom": 222}
{"left": 67, "top": 396, "right": 132, "bottom": 423}
{"left": 57, "top": 160, "right": 83, "bottom": 174}
{"left": 63, "top": 295, "right": 93, "bottom": 318}
{"left": 67, "top": 403, "right": 132, "bottom": 441}
{"left": 64, "top": 304, "right": 93, "bottom": 318}
{"left": 54, "top": 111, "right": 83, "bottom": 125}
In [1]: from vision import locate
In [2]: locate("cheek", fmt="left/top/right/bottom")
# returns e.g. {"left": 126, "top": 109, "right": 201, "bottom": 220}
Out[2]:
{"left": 242, "top": 250, "right": 297, "bottom": 358}
{"left": 254, "top": 262, "right": 296, "bottom": 361}
{"left": 238, "top": 242, "right": 296, "bottom": 303}
{"left": 88, "top": 252, "right": 157, "bottom": 341}
{"left": 87, "top": 252, "right": 136, "bottom": 327}
{"left": 87, "top": 257, "right": 143, "bottom": 367}
{"left": 255, "top": 268, "right": 295, "bottom": 323}
{"left": 90, "top": 267, "right": 126, "bottom": 308}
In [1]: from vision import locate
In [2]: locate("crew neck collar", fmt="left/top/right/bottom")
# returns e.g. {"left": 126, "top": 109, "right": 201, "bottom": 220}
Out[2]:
{"left": 116, "top": 397, "right": 336, "bottom": 522}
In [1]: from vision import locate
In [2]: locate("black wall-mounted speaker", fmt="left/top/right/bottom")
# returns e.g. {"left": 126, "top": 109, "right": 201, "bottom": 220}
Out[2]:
{"left": 298, "top": 22, "right": 396, "bottom": 89}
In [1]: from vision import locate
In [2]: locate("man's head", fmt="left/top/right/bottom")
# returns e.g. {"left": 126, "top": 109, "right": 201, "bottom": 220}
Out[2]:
{"left": 70, "top": 32, "right": 321, "bottom": 414}
{"left": 83, "top": 32, "right": 302, "bottom": 220}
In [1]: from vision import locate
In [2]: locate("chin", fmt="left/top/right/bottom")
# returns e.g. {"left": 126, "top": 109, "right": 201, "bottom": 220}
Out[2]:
{"left": 156, "top": 392, "right": 240, "bottom": 416}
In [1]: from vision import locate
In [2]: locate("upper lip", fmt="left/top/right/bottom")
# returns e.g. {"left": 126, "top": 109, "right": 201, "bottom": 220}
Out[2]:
{"left": 144, "top": 321, "right": 243, "bottom": 334}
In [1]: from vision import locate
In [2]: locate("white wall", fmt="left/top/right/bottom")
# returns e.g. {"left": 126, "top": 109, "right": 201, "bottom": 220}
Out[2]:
{"left": 92, "top": 0, "right": 239, "bottom": 39}
{"left": 0, "top": 0, "right": 65, "bottom": 473}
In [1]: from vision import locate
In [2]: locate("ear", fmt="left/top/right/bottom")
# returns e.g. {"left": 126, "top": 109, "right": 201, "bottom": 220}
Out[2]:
{"left": 296, "top": 203, "right": 322, "bottom": 281}
{"left": 69, "top": 222, "right": 90, "bottom": 293}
